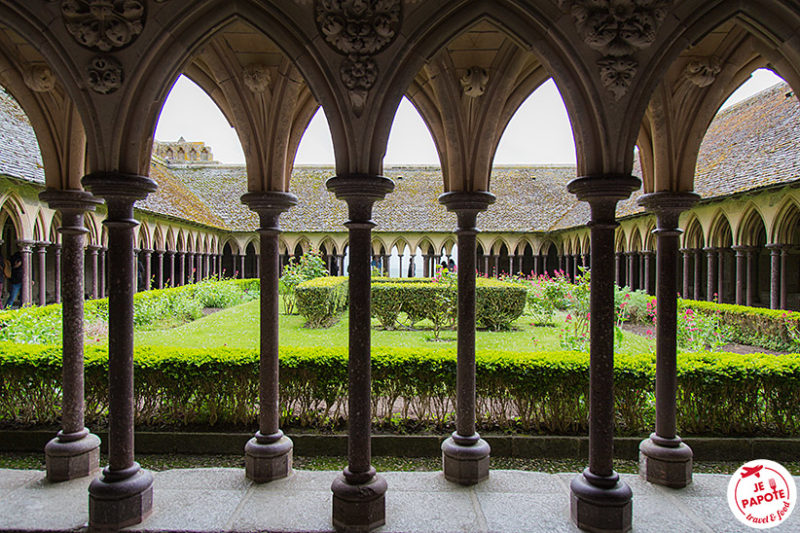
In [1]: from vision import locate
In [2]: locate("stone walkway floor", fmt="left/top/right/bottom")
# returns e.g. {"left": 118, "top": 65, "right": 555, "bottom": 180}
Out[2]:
{"left": 1, "top": 468, "right": 799, "bottom": 532}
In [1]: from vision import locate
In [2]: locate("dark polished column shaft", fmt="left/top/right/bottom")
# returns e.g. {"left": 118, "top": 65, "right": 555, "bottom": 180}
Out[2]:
{"left": 99, "top": 248, "right": 107, "bottom": 299}
{"left": 637, "top": 193, "right": 697, "bottom": 489}
{"left": 40, "top": 189, "right": 102, "bottom": 481}
{"left": 746, "top": 249, "right": 755, "bottom": 307}
{"left": 88, "top": 246, "right": 99, "bottom": 299}
{"left": 780, "top": 247, "right": 788, "bottom": 310}
{"left": 568, "top": 176, "right": 639, "bottom": 533}
{"left": 681, "top": 249, "right": 690, "bottom": 298}
{"left": 327, "top": 176, "right": 393, "bottom": 532}
{"left": 705, "top": 248, "right": 717, "bottom": 302}
{"left": 241, "top": 192, "right": 297, "bottom": 482}
{"left": 53, "top": 244, "right": 62, "bottom": 304}
{"left": 83, "top": 172, "right": 156, "bottom": 530}
{"left": 693, "top": 249, "right": 702, "bottom": 300}
{"left": 18, "top": 240, "right": 33, "bottom": 306}
{"left": 439, "top": 191, "right": 494, "bottom": 485}
{"left": 769, "top": 244, "right": 781, "bottom": 309}
{"left": 156, "top": 251, "right": 164, "bottom": 289}
{"left": 734, "top": 246, "right": 747, "bottom": 305}
{"left": 168, "top": 251, "right": 175, "bottom": 287}
{"left": 36, "top": 242, "right": 48, "bottom": 305}
{"left": 717, "top": 249, "right": 725, "bottom": 303}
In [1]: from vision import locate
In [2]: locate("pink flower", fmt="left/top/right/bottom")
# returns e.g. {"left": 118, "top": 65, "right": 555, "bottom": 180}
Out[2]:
{"left": 646, "top": 329, "right": 653, "bottom": 336}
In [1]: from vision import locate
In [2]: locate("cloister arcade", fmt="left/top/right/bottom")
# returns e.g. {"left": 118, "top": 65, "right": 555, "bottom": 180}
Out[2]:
{"left": 3, "top": 1, "right": 800, "bottom": 532}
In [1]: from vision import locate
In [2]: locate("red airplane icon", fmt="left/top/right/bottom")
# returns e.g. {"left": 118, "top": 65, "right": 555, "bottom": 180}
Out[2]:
{"left": 742, "top": 465, "right": 764, "bottom": 479}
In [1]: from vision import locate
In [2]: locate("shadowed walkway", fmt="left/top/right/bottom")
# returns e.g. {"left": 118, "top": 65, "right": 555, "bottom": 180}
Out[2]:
{"left": 1, "top": 468, "right": 798, "bottom": 532}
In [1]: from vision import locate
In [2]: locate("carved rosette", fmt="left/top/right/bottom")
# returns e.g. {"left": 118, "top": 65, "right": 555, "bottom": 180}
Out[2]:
{"left": 685, "top": 57, "right": 721, "bottom": 88}
{"left": 315, "top": 0, "right": 402, "bottom": 116}
{"left": 561, "top": 0, "right": 672, "bottom": 100}
{"left": 243, "top": 64, "right": 272, "bottom": 94}
{"left": 62, "top": 0, "right": 145, "bottom": 52}
{"left": 23, "top": 65, "right": 56, "bottom": 92}
{"left": 460, "top": 67, "right": 489, "bottom": 98}
{"left": 87, "top": 55, "right": 123, "bottom": 94}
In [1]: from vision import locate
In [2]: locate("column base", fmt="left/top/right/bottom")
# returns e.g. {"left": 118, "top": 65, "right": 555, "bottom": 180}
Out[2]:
{"left": 244, "top": 432, "right": 293, "bottom": 482}
{"left": 441, "top": 433, "right": 490, "bottom": 486}
{"left": 639, "top": 434, "right": 693, "bottom": 488}
{"left": 89, "top": 464, "right": 153, "bottom": 531}
{"left": 331, "top": 469, "right": 388, "bottom": 532}
{"left": 570, "top": 469, "right": 632, "bottom": 533}
{"left": 45, "top": 429, "right": 101, "bottom": 482}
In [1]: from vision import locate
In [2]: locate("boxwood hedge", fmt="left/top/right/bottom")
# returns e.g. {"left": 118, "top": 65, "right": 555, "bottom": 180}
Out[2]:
{"left": 1, "top": 342, "right": 798, "bottom": 436}
{"left": 295, "top": 277, "right": 349, "bottom": 327}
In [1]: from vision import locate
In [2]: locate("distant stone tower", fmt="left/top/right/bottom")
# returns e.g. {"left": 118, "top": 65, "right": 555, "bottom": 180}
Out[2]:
{"left": 153, "top": 137, "right": 217, "bottom": 166}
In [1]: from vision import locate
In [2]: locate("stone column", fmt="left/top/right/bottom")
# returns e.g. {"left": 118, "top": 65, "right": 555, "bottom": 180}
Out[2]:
{"left": 178, "top": 252, "right": 185, "bottom": 285}
{"left": 643, "top": 251, "right": 654, "bottom": 295}
{"left": 439, "top": 191, "right": 494, "bottom": 485}
{"left": 168, "top": 251, "right": 176, "bottom": 288}
{"left": 36, "top": 242, "right": 48, "bottom": 306}
{"left": 615, "top": 252, "right": 623, "bottom": 287}
{"left": 327, "top": 176, "right": 393, "bottom": 532}
{"left": 693, "top": 249, "right": 702, "bottom": 300}
{"left": 680, "top": 249, "right": 690, "bottom": 299}
{"left": 627, "top": 252, "right": 636, "bottom": 289}
{"left": 256, "top": 254, "right": 261, "bottom": 278}
{"left": 241, "top": 192, "right": 297, "bottom": 482}
{"left": 769, "top": 244, "right": 781, "bottom": 309}
{"left": 705, "top": 247, "right": 717, "bottom": 302}
{"left": 733, "top": 246, "right": 747, "bottom": 305}
{"left": 637, "top": 192, "right": 697, "bottom": 489}
{"left": 142, "top": 249, "right": 152, "bottom": 291}
{"left": 53, "top": 244, "right": 62, "bottom": 304}
{"left": 780, "top": 247, "right": 789, "bottom": 310}
{"left": 156, "top": 251, "right": 164, "bottom": 289}
{"left": 717, "top": 249, "right": 725, "bottom": 303}
{"left": 39, "top": 189, "right": 102, "bottom": 481}
{"left": 99, "top": 248, "right": 107, "bottom": 299}
{"left": 746, "top": 249, "right": 756, "bottom": 307}
{"left": 88, "top": 246, "right": 100, "bottom": 299}
{"left": 18, "top": 240, "right": 33, "bottom": 306}
{"left": 83, "top": 173, "right": 156, "bottom": 530}
{"left": 186, "top": 252, "right": 194, "bottom": 283}
{"left": 567, "top": 176, "right": 639, "bottom": 532}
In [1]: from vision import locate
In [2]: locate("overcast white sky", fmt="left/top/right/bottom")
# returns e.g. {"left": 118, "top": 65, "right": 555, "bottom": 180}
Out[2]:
{"left": 155, "top": 69, "right": 785, "bottom": 166}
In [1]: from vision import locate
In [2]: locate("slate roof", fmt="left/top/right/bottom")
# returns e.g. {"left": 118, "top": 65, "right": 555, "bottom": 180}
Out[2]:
{"left": 2, "top": 82, "right": 799, "bottom": 234}
{"left": 0, "top": 88, "right": 45, "bottom": 183}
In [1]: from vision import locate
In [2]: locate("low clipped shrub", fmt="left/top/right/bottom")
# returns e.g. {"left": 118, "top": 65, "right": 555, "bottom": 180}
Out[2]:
{"left": 2, "top": 342, "right": 798, "bottom": 436}
{"left": 678, "top": 299, "right": 800, "bottom": 351}
{"left": 295, "top": 276, "right": 349, "bottom": 327}
{"left": 476, "top": 278, "right": 527, "bottom": 330}
{"left": 371, "top": 277, "right": 525, "bottom": 331}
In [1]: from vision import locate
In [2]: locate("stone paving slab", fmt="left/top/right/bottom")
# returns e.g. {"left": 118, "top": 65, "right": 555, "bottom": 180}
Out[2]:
{"left": 0, "top": 469, "right": 798, "bottom": 532}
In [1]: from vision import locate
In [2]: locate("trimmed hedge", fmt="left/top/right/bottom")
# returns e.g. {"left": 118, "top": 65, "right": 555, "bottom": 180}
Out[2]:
{"left": 679, "top": 299, "right": 800, "bottom": 351}
{"left": 2, "top": 342, "right": 798, "bottom": 436}
{"left": 371, "top": 278, "right": 526, "bottom": 330}
{"left": 295, "top": 277, "right": 349, "bottom": 327}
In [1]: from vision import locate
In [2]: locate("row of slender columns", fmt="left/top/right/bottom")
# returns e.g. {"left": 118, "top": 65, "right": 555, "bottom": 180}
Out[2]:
{"left": 612, "top": 250, "right": 655, "bottom": 293}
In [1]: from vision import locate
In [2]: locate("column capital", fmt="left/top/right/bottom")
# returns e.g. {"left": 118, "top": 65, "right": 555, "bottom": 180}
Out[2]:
{"left": 86, "top": 244, "right": 102, "bottom": 252}
{"left": 568, "top": 175, "right": 640, "bottom": 225}
{"left": 241, "top": 191, "right": 297, "bottom": 230}
{"left": 638, "top": 191, "right": 700, "bottom": 230}
{"left": 36, "top": 241, "right": 51, "bottom": 250}
{"left": 438, "top": 191, "right": 496, "bottom": 230}
{"left": 39, "top": 188, "right": 102, "bottom": 215}
{"left": 326, "top": 175, "right": 394, "bottom": 223}
{"left": 51, "top": 243, "right": 62, "bottom": 251}
{"left": 766, "top": 243, "right": 788, "bottom": 251}
{"left": 82, "top": 172, "right": 157, "bottom": 226}
{"left": 16, "top": 239, "right": 35, "bottom": 251}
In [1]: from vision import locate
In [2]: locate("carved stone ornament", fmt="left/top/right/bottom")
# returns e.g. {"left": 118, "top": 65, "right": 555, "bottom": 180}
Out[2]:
{"left": 685, "top": 57, "right": 721, "bottom": 88}
{"left": 243, "top": 64, "right": 271, "bottom": 93}
{"left": 598, "top": 57, "right": 638, "bottom": 100}
{"left": 315, "top": 0, "right": 402, "bottom": 116}
{"left": 62, "top": 0, "right": 145, "bottom": 52}
{"left": 23, "top": 65, "right": 56, "bottom": 92}
{"left": 460, "top": 67, "right": 489, "bottom": 98}
{"left": 560, "top": 0, "right": 672, "bottom": 99}
{"left": 87, "top": 55, "right": 123, "bottom": 94}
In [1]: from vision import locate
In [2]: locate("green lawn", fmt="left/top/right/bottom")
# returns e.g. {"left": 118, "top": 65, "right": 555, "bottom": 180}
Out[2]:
{"left": 135, "top": 300, "right": 654, "bottom": 353}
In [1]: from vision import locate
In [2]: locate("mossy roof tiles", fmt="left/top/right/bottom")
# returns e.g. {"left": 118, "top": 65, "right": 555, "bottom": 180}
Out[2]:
{"left": 0, "top": 88, "right": 45, "bottom": 183}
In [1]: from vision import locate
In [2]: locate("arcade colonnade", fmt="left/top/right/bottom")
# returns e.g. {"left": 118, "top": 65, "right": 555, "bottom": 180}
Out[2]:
{"left": 3, "top": 2, "right": 800, "bottom": 532}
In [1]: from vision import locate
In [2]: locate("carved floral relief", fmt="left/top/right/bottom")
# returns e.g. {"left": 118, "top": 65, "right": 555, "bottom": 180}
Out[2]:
{"left": 560, "top": 0, "right": 672, "bottom": 99}
{"left": 315, "top": 0, "right": 402, "bottom": 115}
{"left": 62, "top": 0, "right": 145, "bottom": 52}
{"left": 87, "top": 55, "right": 123, "bottom": 94}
